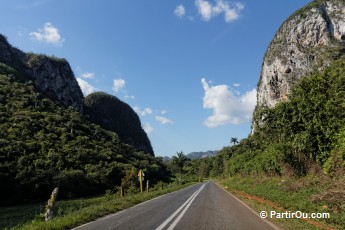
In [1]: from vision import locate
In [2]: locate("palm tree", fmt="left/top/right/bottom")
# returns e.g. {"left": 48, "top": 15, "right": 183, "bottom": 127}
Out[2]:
{"left": 172, "top": 151, "right": 188, "bottom": 184}
{"left": 230, "top": 137, "right": 239, "bottom": 146}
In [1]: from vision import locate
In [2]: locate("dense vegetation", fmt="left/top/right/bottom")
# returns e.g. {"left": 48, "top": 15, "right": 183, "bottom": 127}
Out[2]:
{"left": 84, "top": 92, "right": 153, "bottom": 155}
{"left": 220, "top": 175, "right": 344, "bottom": 229}
{"left": 0, "top": 64, "right": 170, "bottom": 206}
{"left": 183, "top": 56, "right": 345, "bottom": 180}
{"left": 178, "top": 56, "right": 345, "bottom": 229}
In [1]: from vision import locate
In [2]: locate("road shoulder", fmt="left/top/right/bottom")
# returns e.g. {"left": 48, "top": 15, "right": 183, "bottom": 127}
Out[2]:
{"left": 215, "top": 181, "right": 282, "bottom": 230}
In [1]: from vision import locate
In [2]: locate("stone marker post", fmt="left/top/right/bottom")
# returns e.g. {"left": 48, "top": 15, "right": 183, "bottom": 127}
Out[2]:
{"left": 45, "top": 187, "right": 59, "bottom": 221}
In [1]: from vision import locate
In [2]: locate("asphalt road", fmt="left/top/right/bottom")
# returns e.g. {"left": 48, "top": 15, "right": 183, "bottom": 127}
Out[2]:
{"left": 74, "top": 182, "right": 279, "bottom": 230}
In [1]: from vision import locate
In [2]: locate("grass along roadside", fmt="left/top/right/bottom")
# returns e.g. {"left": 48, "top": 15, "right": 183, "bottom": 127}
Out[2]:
{"left": 1, "top": 182, "right": 196, "bottom": 230}
{"left": 218, "top": 175, "right": 344, "bottom": 230}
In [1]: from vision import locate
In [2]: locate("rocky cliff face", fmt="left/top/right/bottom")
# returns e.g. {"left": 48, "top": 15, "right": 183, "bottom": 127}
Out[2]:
{"left": 0, "top": 34, "right": 83, "bottom": 111}
{"left": 257, "top": 0, "right": 345, "bottom": 108}
{"left": 26, "top": 54, "right": 83, "bottom": 111}
{"left": 253, "top": 0, "right": 345, "bottom": 132}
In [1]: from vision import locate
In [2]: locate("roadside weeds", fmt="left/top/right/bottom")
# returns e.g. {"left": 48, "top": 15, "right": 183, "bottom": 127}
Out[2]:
{"left": 217, "top": 176, "right": 343, "bottom": 230}
{"left": 2, "top": 182, "right": 196, "bottom": 230}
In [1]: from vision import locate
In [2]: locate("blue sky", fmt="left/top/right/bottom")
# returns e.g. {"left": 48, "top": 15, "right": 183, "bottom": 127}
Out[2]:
{"left": 0, "top": 0, "right": 312, "bottom": 157}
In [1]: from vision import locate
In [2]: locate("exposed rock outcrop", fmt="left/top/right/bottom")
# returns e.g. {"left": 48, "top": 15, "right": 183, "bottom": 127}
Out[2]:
{"left": 0, "top": 34, "right": 83, "bottom": 111}
{"left": 253, "top": 0, "right": 345, "bottom": 132}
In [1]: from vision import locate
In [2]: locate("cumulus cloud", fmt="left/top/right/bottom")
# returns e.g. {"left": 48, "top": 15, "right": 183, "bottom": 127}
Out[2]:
{"left": 111, "top": 78, "right": 135, "bottom": 99}
{"left": 155, "top": 116, "right": 173, "bottom": 124}
{"left": 174, "top": 4, "right": 186, "bottom": 18}
{"left": 233, "top": 83, "right": 240, "bottom": 87}
{"left": 77, "top": 78, "right": 96, "bottom": 96}
{"left": 29, "top": 22, "right": 65, "bottom": 46}
{"left": 195, "top": 0, "right": 212, "bottom": 21}
{"left": 195, "top": 0, "right": 244, "bottom": 22}
{"left": 143, "top": 123, "right": 154, "bottom": 134}
{"left": 201, "top": 78, "right": 256, "bottom": 128}
{"left": 113, "top": 79, "right": 125, "bottom": 93}
{"left": 134, "top": 107, "right": 173, "bottom": 125}
{"left": 134, "top": 107, "right": 153, "bottom": 116}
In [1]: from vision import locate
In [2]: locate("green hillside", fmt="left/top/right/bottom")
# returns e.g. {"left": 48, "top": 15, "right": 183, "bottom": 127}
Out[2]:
{"left": 0, "top": 63, "right": 169, "bottom": 205}
{"left": 84, "top": 92, "right": 154, "bottom": 155}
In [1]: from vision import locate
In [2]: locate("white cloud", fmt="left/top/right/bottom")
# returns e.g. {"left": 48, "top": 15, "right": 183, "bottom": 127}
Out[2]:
{"left": 133, "top": 107, "right": 153, "bottom": 116}
{"left": 195, "top": 0, "right": 213, "bottom": 21}
{"left": 111, "top": 78, "right": 135, "bottom": 99}
{"left": 143, "top": 108, "right": 153, "bottom": 115}
{"left": 195, "top": 0, "right": 244, "bottom": 22}
{"left": 133, "top": 107, "right": 173, "bottom": 125}
{"left": 113, "top": 79, "right": 125, "bottom": 93}
{"left": 174, "top": 4, "right": 186, "bottom": 18}
{"left": 233, "top": 83, "right": 240, "bottom": 87}
{"left": 143, "top": 123, "right": 154, "bottom": 134}
{"left": 29, "top": 22, "right": 65, "bottom": 46}
{"left": 155, "top": 116, "right": 173, "bottom": 124}
{"left": 80, "top": 72, "right": 94, "bottom": 79}
{"left": 201, "top": 78, "right": 256, "bottom": 128}
{"left": 77, "top": 78, "right": 96, "bottom": 96}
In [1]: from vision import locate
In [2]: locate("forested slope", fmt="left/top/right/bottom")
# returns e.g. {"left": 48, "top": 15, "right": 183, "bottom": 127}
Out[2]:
{"left": 0, "top": 63, "right": 169, "bottom": 205}
{"left": 84, "top": 92, "right": 153, "bottom": 155}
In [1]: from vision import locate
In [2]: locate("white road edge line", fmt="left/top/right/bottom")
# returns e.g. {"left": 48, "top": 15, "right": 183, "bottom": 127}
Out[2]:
{"left": 155, "top": 183, "right": 206, "bottom": 230}
{"left": 73, "top": 184, "right": 201, "bottom": 230}
{"left": 167, "top": 184, "right": 206, "bottom": 230}
{"left": 216, "top": 183, "right": 281, "bottom": 230}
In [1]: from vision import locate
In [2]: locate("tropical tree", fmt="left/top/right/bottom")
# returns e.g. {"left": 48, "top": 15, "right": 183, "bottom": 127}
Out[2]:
{"left": 172, "top": 151, "right": 188, "bottom": 184}
{"left": 230, "top": 137, "right": 239, "bottom": 146}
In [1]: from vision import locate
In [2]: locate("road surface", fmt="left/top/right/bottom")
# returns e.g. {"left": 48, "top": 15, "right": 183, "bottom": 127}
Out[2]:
{"left": 74, "top": 182, "right": 279, "bottom": 230}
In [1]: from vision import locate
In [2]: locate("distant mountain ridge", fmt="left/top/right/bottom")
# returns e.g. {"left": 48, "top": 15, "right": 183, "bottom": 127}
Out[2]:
{"left": 161, "top": 150, "right": 218, "bottom": 162}
{"left": 186, "top": 150, "right": 218, "bottom": 159}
